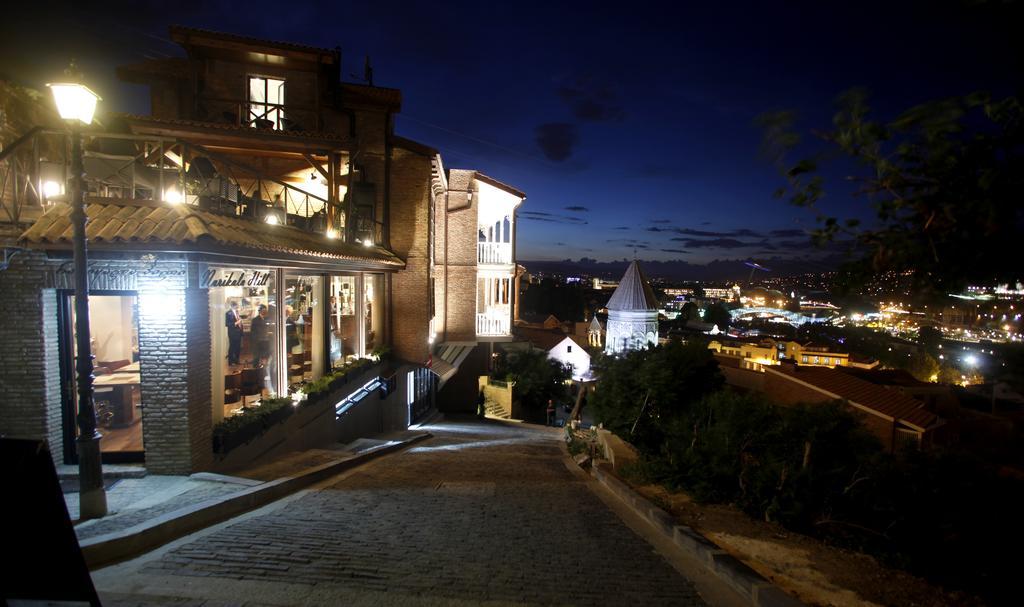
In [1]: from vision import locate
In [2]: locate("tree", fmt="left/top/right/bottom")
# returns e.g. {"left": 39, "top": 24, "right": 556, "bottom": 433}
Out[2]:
{"left": 591, "top": 340, "right": 724, "bottom": 452}
{"left": 917, "top": 326, "right": 942, "bottom": 353}
{"left": 905, "top": 351, "right": 940, "bottom": 383}
{"left": 702, "top": 303, "right": 731, "bottom": 330}
{"left": 760, "top": 89, "right": 1024, "bottom": 295}
{"left": 492, "top": 348, "right": 570, "bottom": 422}
{"left": 680, "top": 301, "right": 699, "bottom": 323}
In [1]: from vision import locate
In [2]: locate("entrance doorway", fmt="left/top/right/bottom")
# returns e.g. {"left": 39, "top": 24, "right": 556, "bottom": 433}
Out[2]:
{"left": 58, "top": 291, "right": 145, "bottom": 463}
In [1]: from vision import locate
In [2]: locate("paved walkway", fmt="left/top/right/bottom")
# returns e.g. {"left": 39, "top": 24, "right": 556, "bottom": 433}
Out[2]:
{"left": 93, "top": 420, "right": 714, "bottom": 606}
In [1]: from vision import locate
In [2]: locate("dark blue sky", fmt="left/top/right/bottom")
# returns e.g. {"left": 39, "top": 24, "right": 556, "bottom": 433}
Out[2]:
{"left": 3, "top": 1, "right": 1018, "bottom": 269}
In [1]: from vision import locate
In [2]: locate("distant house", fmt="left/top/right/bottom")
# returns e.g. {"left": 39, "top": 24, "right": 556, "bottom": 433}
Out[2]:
{"left": 516, "top": 313, "right": 565, "bottom": 331}
{"left": 714, "top": 357, "right": 948, "bottom": 452}
{"left": 514, "top": 327, "right": 592, "bottom": 381}
{"left": 708, "top": 338, "right": 779, "bottom": 370}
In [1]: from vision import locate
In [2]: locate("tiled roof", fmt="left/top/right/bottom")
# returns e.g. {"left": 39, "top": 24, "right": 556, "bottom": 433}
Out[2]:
{"left": 340, "top": 84, "right": 402, "bottom": 110}
{"left": 516, "top": 327, "right": 573, "bottom": 351}
{"left": 19, "top": 201, "right": 403, "bottom": 267}
{"left": 170, "top": 26, "right": 341, "bottom": 59}
{"left": 773, "top": 365, "right": 938, "bottom": 431}
{"left": 606, "top": 261, "right": 658, "bottom": 311}
{"left": 588, "top": 316, "right": 604, "bottom": 331}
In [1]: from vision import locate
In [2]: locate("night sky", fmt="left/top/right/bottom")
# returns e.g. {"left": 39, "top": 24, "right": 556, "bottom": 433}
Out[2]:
{"left": 2, "top": 1, "right": 1019, "bottom": 270}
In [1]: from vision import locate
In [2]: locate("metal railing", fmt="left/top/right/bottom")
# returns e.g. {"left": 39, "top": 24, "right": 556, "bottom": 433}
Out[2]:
{"left": 196, "top": 97, "right": 321, "bottom": 133}
{"left": 477, "top": 241, "right": 512, "bottom": 265}
{"left": 476, "top": 311, "right": 511, "bottom": 336}
{"left": 0, "top": 128, "right": 389, "bottom": 245}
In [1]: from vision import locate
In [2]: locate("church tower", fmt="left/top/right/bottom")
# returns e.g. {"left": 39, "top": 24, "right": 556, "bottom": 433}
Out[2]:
{"left": 604, "top": 261, "right": 659, "bottom": 355}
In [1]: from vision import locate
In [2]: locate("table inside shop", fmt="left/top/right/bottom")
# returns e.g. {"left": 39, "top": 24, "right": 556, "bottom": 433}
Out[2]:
{"left": 93, "top": 367, "right": 141, "bottom": 427}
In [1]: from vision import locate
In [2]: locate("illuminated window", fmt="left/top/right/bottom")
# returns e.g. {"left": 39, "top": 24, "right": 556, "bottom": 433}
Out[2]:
{"left": 802, "top": 356, "right": 808, "bottom": 363}
{"left": 249, "top": 76, "right": 285, "bottom": 130}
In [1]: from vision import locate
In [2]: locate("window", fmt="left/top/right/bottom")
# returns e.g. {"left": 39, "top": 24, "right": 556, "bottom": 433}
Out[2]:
{"left": 802, "top": 355, "right": 808, "bottom": 363}
{"left": 567, "top": 345, "right": 572, "bottom": 353}
{"left": 329, "top": 275, "right": 359, "bottom": 368}
{"left": 248, "top": 76, "right": 285, "bottom": 130}
{"left": 284, "top": 274, "right": 324, "bottom": 389}
{"left": 209, "top": 268, "right": 280, "bottom": 418}
{"left": 365, "top": 274, "right": 386, "bottom": 355}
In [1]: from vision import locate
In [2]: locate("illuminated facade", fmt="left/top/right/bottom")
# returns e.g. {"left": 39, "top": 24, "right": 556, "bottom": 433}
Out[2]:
{"left": 0, "top": 27, "right": 523, "bottom": 473}
{"left": 604, "top": 261, "right": 659, "bottom": 355}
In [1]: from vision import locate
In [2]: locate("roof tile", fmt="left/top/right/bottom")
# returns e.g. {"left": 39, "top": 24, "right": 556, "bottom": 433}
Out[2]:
{"left": 20, "top": 201, "right": 404, "bottom": 268}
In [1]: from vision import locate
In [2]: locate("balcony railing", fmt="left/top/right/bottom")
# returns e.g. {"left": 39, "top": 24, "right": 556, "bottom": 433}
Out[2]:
{"left": 476, "top": 311, "right": 511, "bottom": 336}
{"left": 477, "top": 241, "right": 512, "bottom": 265}
{"left": 0, "top": 128, "right": 384, "bottom": 246}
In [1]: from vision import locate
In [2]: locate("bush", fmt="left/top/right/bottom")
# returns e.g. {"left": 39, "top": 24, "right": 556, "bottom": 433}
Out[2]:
{"left": 592, "top": 348, "right": 1024, "bottom": 604}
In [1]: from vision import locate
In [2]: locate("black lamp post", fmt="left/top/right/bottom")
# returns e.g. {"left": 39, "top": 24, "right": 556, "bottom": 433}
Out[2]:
{"left": 49, "top": 65, "right": 107, "bottom": 520}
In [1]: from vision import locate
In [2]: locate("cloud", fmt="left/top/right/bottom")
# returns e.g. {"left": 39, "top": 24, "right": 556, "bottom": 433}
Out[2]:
{"left": 612, "top": 226, "right": 630, "bottom": 230}
{"left": 672, "top": 228, "right": 763, "bottom": 238}
{"left": 673, "top": 238, "right": 752, "bottom": 249}
{"left": 645, "top": 227, "right": 666, "bottom": 232}
{"left": 650, "top": 219, "right": 672, "bottom": 224}
{"left": 556, "top": 77, "right": 626, "bottom": 122}
{"left": 521, "top": 210, "right": 587, "bottom": 224}
{"left": 769, "top": 229, "right": 805, "bottom": 238}
{"left": 555, "top": 242, "right": 566, "bottom": 246}
{"left": 535, "top": 123, "right": 578, "bottom": 161}
{"left": 701, "top": 221, "right": 712, "bottom": 225}
{"left": 660, "top": 248, "right": 690, "bottom": 254}
{"left": 564, "top": 205, "right": 589, "bottom": 213}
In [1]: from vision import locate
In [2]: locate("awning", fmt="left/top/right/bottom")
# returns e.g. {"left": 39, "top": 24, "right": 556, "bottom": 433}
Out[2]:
{"left": 430, "top": 342, "right": 476, "bottom": 388}
{"left": 20, "top": 200, "right": 404, "bottom": 270}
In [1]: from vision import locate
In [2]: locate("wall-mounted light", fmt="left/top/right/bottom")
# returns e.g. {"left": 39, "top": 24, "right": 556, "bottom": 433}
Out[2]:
{"left": 325, "top": 228, "right": 339, "bottom": 239}
{"left": 164, "top": 187, "right": 183, "bottom": 204}
{"left": 43, "top": 180, "right": 63, "bottom": 198}
{"left": 363, "top": 239, "right": 373, "bottom": 248}
{"left": 265, "top": 214, "right": 280, "bottom": 225}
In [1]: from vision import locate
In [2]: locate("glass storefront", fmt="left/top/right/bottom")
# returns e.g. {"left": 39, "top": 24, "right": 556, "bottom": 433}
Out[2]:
{"left": 208, "top": 268, "right": 386, "bottom": 421}
{"left": 284, "top": 274, "right": 324, "bottom": 389}
{"left": 63, "top": 292, "right": 144, "bottom": 458}
{"left": 365, "top": 273, "right": 386, "bottom": 355}
{"left": 330, "top": 275, "right": 359, "bottom": 368}
{"left": 208, "top": 267, "right": 280, "bottom": 418}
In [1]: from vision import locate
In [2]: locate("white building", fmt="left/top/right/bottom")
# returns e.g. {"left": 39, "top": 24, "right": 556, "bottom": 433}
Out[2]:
{"left": 604, "top": 261, "right": 659, "bottom": 355}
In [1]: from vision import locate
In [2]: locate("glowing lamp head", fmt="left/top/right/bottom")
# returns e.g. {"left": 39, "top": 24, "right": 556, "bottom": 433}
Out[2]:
{"left": 965, "top": 354, "right": 978, "bottom": 367}
{"left": 363, "top": 239, "right": 373, "bottom": 248}
{"left": 43, "top": 180, "right": 62, "bottom": 198}
{"left": 325, "top": 228, "right": 339, "bottom": 239}
{"left": 47, "top": 81, "right": 100, "bottom": 125}
{"left": 264, "top": 213, "right": 279, "bottom": 225}
{"left": 163, "top": 187, "right": 183, "bottom": 205}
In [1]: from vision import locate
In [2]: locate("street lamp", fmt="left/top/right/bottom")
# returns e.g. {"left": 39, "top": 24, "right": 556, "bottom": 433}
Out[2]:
{"left": 48, "top": 63, "right": 107, "bottom": 520}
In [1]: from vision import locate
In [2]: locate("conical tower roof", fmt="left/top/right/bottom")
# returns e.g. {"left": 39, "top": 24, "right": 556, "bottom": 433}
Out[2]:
{"left": 606, "top": 261, "right": 658, "bottom": 311}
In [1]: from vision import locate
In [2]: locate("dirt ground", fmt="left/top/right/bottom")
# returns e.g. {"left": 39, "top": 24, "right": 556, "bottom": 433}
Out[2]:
{"left": 627, "top": 481, "right": 986, "bottom": 607}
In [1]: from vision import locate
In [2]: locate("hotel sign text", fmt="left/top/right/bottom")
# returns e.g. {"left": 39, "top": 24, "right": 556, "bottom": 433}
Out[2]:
{"left": 200, "top": 268, "right": 272, "bottom": 289}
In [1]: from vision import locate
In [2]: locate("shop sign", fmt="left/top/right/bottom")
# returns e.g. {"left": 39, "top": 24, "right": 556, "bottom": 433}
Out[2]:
{"left": 200, "top": 267, "right": 272, "bottom": 288}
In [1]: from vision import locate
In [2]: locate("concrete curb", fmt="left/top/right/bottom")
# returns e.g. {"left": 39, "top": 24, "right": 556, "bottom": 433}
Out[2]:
{"left": 590, "top": 464, "right": 803, "bottom": 607}
{"left": 81, "top": 432, "right": 432, "bottom": 569}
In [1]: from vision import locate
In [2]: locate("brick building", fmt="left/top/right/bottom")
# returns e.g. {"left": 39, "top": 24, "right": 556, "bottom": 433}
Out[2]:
{"left": 0, "top": 27, "right": 524, "bottom": 472}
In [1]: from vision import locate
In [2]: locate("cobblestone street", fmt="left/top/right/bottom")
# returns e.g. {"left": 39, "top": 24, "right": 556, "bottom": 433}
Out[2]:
{"left": 94, "top": 419, "right": 718, "bottom": 606}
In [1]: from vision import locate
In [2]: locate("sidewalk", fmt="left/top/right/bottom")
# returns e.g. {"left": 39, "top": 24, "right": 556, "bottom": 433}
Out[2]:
{"left": 62, "top": 430, "right": 428, "bottom": 545}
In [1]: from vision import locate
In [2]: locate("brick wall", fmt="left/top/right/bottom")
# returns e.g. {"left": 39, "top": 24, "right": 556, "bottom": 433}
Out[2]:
{"left": 136, "top": 263, "right": 213, "bottom": 474}
{"left": 388, "top": 148, "right": 432, "bottom": 363}
{"left": 0, "top": 251, "right": 64, "bottom": 463}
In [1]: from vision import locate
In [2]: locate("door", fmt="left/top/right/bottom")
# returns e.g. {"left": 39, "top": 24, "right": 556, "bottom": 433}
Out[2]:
{"left": 58, "top": 290, "right": 145, "bottom": 464}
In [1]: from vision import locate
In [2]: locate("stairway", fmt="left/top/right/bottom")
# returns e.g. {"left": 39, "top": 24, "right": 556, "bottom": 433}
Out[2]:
{"left": 485, "top": 399, "right": 510, "bottom": 419}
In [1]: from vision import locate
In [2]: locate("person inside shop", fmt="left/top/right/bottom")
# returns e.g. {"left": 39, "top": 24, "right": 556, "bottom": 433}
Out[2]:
{"left": 250, "top": 304, "right": 271, "bottom": 368}
{"left": 225, "top": 300, "right": 242, "bottom": 366}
